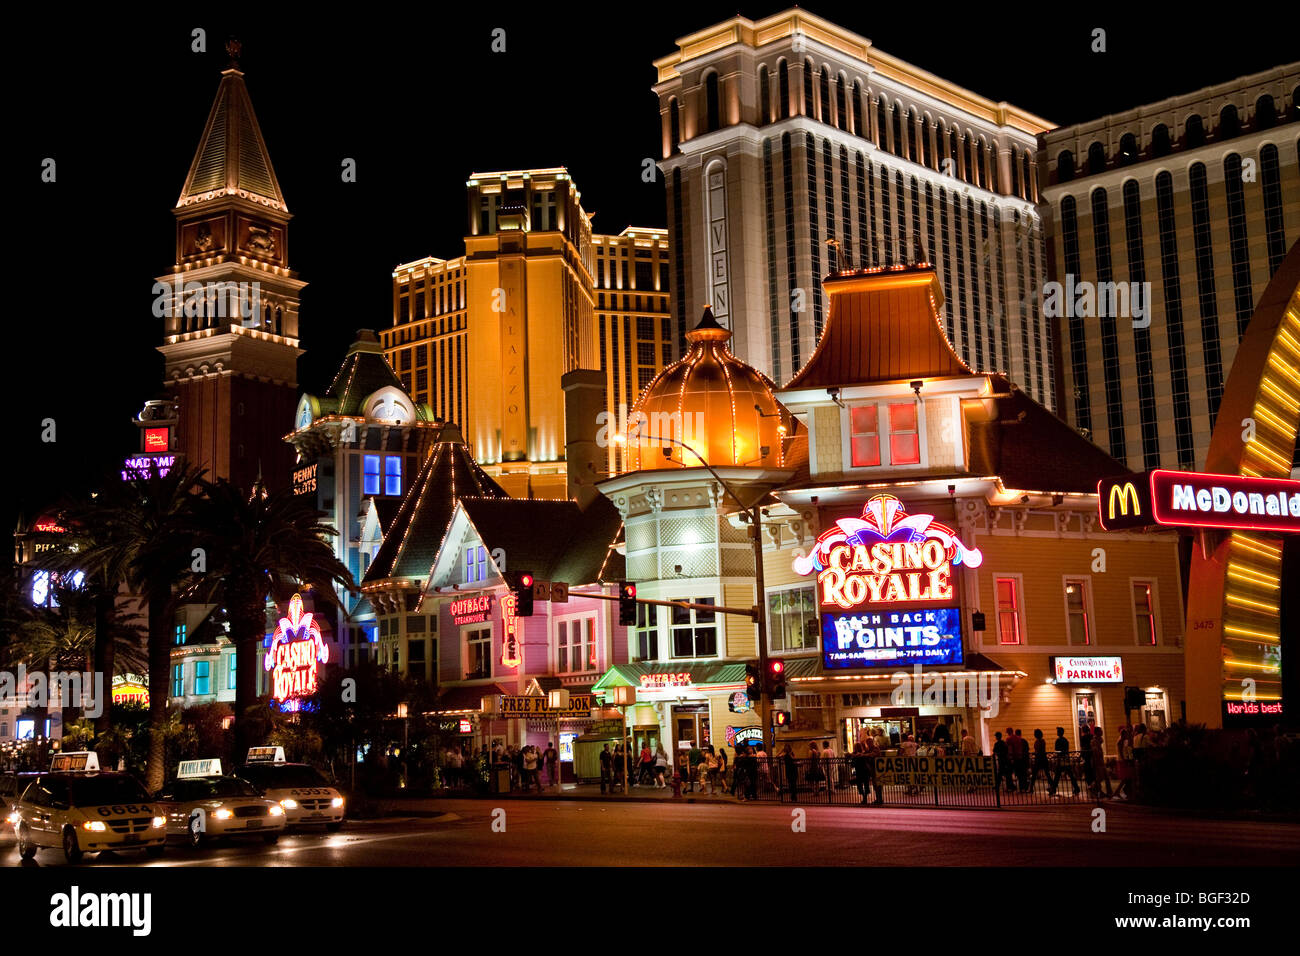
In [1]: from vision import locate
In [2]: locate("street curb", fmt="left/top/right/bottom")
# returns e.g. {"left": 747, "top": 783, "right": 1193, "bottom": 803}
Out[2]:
{"left": 1099, "top": 800, "right": 1300, "bottom": 825}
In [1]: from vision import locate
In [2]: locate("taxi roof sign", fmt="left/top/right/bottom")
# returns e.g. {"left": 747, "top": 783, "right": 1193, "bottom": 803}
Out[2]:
{"left": 178, "top": 759, "right": 223, "bottom": 778}
{"left": 246, "top": 746, "right": 286, "bottom": 764}
{"left": 51, "top": 752, "right": 100, "bottom": 773}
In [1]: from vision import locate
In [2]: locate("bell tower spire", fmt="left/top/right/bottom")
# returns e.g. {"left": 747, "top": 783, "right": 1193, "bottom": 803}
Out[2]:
{"left": 155, "top": 44, "right": 305, "bottom": 493}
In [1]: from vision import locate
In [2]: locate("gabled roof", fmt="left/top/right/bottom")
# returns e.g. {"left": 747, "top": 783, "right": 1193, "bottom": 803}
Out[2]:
{"left": 459, "top": 495, "right": 624, "bottom": 587}
{"left": 782, "top": 265, "right": 971, "bottom": 390}
{"left": 322, "top": 330, "right": 417, "bottom": 417}
{"left": 176, "top": 65, "right": 287, "bottom": 212}
{"left": 362, "top": 427, "right": 508, "bottom": 584}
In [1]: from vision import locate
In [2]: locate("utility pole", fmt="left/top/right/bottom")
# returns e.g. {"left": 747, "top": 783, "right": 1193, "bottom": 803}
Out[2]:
{"left": 751, "top": 502, "right": 773, "bottom": 751}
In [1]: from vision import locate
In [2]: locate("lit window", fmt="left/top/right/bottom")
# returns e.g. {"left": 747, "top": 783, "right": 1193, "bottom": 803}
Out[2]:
{"left": 363, "top": 455, "right": 381, "bottom": 496}
{"left": 171, "top": 664, "right": 184, "bottom": 698}
{"left": 477, "top": 546, "right": 487, "bottom": 581}
{"left": 465, "top": 549, "right": 475, "bottom": 583}
{"left": 1065, "top": 579, "right": 1091, "bottom": 645}
{"left": 849, "top": 405, "right": 880, "bottom": 466}
{"left": 888, "top": 402, "right": 920, "bottom": 464}
{"left": 228, "top": 654, "right": 237, "bottom": 690}
{"left": 174, "top": 623, "right": 187, "bottom": 646}
{"left": 384, "top": 456, "right": 402, "bottom": 496}
{"left": 465, "top": 628, "right": 491, "bottom": 679}
{"left": 556, "top": 617, "right": 596, "bottom": 673}
{"left": 767, "top": 585, "right": 817, "bottom": 652}
{"left": 194, "top": 661, "right": 210, "bottom": 696}
{"left": 995, "top": 577, "right": 1021, "bottom": 644}
{"left": 1133, "top": 582, "right": 1156, "bottom": 645}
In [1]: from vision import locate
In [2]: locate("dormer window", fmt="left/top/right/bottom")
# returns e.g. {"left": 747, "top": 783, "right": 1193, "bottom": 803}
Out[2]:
{"left": 847, "top": 400, "right": 924, "bottom": 468}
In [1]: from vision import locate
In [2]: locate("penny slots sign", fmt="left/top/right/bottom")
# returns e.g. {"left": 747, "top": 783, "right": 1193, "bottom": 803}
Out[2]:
{"left": 793, "top": 495, "right": 982, "bottom": 670}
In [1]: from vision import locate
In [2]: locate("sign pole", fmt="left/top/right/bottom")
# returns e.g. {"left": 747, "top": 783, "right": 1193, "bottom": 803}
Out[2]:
{"left": 753, "top": 503, "right": 773, "bottom": 752}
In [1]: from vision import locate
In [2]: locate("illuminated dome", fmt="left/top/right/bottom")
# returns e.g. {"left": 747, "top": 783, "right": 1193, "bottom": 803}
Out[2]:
{"left": 625, "top": 307, "right": 789, "bottom": 471}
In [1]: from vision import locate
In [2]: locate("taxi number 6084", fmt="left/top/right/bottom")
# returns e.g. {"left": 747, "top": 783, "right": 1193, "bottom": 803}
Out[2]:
{"left": 97, "top": 804, "right": 147, "bottom": 816}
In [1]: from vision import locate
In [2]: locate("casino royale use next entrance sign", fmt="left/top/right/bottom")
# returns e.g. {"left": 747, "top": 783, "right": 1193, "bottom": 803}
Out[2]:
{"left": 793, "top": 495, "right": 982, "bottom": 670}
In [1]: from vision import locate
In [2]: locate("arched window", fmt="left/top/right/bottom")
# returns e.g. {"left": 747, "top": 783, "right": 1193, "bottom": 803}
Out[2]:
{"left": 1218, "top": 103, "right": 1240, "bottom": 139}
{"left": 922, "top": 117, "right": 933, "bottom": 169}
{"left": 668, "top": 96, "right": 680, "bottom": 154}
{"left": 1254, "top": 94, "right": 1276, "bottom": 130}
{"left": 1184, "top": 114, "right": 1205, "bottom": 149}
{"left": 950, "top": 129, "right": 960, "bottom": 175}
{"left": 1151, "top": 124, "right": 1170, "bottom": 158}
{"left": 778, "top": 60, "right": 790, "bottom": 120}
{"left": 877, "top": 97, "right": 888, "bottom": 149}
{"left": 1022, "top": 152, "right": 1033, "bottom": 200}
{"left": 851, "top": 80, "right": 863, "bottom": 135}
{"left": 759, "top": 67, "right": 770, "bottom": 124}
{"left": 804, "top": 59, "right": 815, "bottom": 117}
{"left": 275, "top": 307, "right": 282, "bottom": 334}
{"left": 893, "top": 103, "right": 905, "bottom": 157}
{"left": 1087, "top": 141, "right": 1106, "bottom": 174}
{"left": 819, "top": 67, "right": 830, "bottom": 124}
{"left": 1058, "top": 149, "right": 1075, "bottom": 183}
{"left": 963, "top": 135, "right": 974, "bottom": 183}
{"left": 836, "top": 75, "right": 848, "bottom": 131}
{"left": 1011, "top": 145, "right": 1022, "bottom": 196}
{"left": 1118, "top": 133, "right": 1138, "bottom": 166}
{"left": 975, "top": 138, "right": 987, "bottom": 188}
{"left": 907, "top": 109, "right": 919, "bottom": 163}
{"left": 1293, "top": 86, "right": 1300, "bottom": 121}
{"left": 704, "top": 73, "right": 720, "bottom": 133}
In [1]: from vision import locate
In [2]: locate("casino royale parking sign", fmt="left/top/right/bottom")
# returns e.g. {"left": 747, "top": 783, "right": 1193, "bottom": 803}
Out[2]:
{"left": 794, "top": 495, "right": 979, "bottom": 671}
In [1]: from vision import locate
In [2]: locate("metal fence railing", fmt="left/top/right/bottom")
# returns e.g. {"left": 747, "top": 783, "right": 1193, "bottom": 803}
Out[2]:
{"left": 722, "top": 753, "right": 1104, "bottom": 808}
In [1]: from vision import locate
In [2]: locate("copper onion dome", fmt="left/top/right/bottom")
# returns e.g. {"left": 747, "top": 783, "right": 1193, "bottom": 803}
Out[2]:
{"left": 625, "top": 307, "right": 789, "bottom": 471}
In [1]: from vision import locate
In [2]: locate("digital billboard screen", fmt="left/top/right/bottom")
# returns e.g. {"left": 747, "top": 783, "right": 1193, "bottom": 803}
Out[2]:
{"left": 822, "top": 606, "right": 964, "bottom": 670}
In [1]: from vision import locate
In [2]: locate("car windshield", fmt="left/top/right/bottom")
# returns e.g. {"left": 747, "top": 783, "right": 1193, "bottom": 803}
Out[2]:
{"left": 237, "top": 765, "right": 331, "bottom": 790}
{"left": 185, "top": 777, "right": 261, "bottom": 799}
{"left": 67, "top": 775, "right": 151, "bottom": 805}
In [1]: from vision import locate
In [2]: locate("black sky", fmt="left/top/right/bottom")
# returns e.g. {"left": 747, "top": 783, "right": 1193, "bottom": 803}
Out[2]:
{"left": 7, "top": 3, "right": 1295, "bottom": 550}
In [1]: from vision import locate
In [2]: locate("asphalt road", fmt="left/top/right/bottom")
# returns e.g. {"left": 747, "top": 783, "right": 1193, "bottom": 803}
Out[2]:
{"left": 5, "top": 800, "right": 1299, "bottom": 866}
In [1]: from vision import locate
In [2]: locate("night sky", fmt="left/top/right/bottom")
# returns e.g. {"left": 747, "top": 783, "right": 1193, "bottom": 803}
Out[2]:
{"left": 8, "top": 4, "right": 1295, "bottom": 554}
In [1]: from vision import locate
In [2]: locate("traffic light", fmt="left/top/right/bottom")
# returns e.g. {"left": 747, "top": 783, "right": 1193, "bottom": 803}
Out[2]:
{"left": 773, "top": 710, "right": 790, "bottom": 727}
{"left": 745, "top": 662, "right": 761, "bottom": 702}
{"left": 768, "top": 659, "right": 786, "bottom": 700}
{"left": 618, "top": 581, "right": 637, "bottom": 626}
{"left": 511, "top": 571, "right": 535, "bottom": 617}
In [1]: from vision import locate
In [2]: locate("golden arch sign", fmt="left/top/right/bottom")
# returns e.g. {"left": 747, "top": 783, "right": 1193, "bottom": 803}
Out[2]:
{"left": 1097, "top": 476, "right": 1151, "bottom": 530}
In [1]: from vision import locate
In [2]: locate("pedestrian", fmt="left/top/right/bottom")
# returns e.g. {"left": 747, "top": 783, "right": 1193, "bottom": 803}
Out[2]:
{"left": 1050, "top": 726, "right": 1079, "bottom": 795}
{"left": 1115, "top": 727, "right": 1134, "bottom": 801}
{"left": 781, "top": 743, "right": 799, "bottom": 801}
{"left": 1091, "top": 727, "right": 1113, "bottom": 798}
{"left": 639, "top": 742, "right": 654, "bottom": 786}
{"left": 544, "top": 741, "right": 558, "bottom": 787}
{"left": 654, "top": 745, "right": 669, "bottom": 788}
{"left": 852, "top": 743, "right": 874, "bottom": 805}
{"left": 523, "top": 745, "right": 541, "bottom": 792}
{"left": 743, "top": 746, "right": 758, "bottom": 801}
{"left": 717, "top": 747, "right": 729, "bottom": 794}
{"left": 1131, "top": 723, "right": 1147, "bottom": 796}
{"left": 807, "top": 741, "right": 825, "bottom": 792}
{"left": 873, "top": 727, "right": 887, "bottom": 753}
{"left": 992, "top": 731, "right": 1013, "bottom": 791}
{"left": 960, "top": 729, "right": 980, "bottom": 756}
{"left": 899, "top": 734, "right": 919, "bottom": 795}
{"left": 1079, "top": 724, "right": 1095, "bottom": 788}
{"left": 1013, "top": 730, "right": 1031, "bottom": 790}
{"left": 688, "top": 744, "right": 704, "bottom": 793}
{"left": 676, "top": 749, "right": 690, "bottom": 791}
{"left": 821, "top": 738, "right": 838, "bottom": 789}
{"left": 701, "top": 749, "right": 719, "bottom": 794}
{"left": 1027, "top": 729, "right": 1051, "bottom": 792}
{"left": 756, "top": 744, "right": 771, "bottom": 796}
{"left": 599, "top": 744, "right": 612, "bottom": 794}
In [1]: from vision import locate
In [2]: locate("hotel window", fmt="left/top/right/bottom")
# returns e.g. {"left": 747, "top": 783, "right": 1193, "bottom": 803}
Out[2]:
{"left": 1133, "top": 581, "right": 1157, "bottom": 645}
{"left": 995, "top": 577, "right": 1022, "bottom": 644}
{"left": 1064, "top": 578, "right": 1092, "bottom": 645}
{"left": 888, "top": 402, "right": 920, "bottom": 464}
{"left": 557, "top": 615, "right": 596, "bottom": 673}
{"left": 767, "top": 585, "right": 817, "bottom": 653}
{"left": 464, "top": 545, "right": 488, "bottom": 584}
{"left": 465, "top": 627, "right": 491, "bottom": 680}
{"left": 850, "top": 402, "right": 921, "bottom": 467}
{"left": 634, "top": 603, "right": 657, "bottom": 661}
{"left": 1260, "top": 145, "right": 1287, "bottom": 275}
{"left": 704, "top": 72, "right": 720, "bottom": 133}
{"left": 384, "top": 456, "right": 402, "bottom": 496}
{"left": 670, "top": 598, "right": 716, "bottom": 658}
{"left": 849, "top": 404, "right": 880, "bottom": 466}
{"left": 363, "top": 455, "right": 381, "bottom": 495}
{"left": 194, "top": 660, "right": 210, "bottom": 696}
{"left": 171, "top": 664, "right": 184, "bottom": 698}
{"left": 1155, "top": 171, "right": 1195, "bottom": 468}
{"left": 1189, "top": 162, "right": 1223, "bottom": 424}
{"left": 174, "top": 623, "right": 187, "bottom": 646}
{"left": 228, "top": 654, "right": 237, "bottom": 690}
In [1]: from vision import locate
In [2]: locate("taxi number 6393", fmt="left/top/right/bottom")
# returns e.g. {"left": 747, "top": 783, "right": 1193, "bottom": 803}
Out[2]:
{"left": 97, "top": 804, "right": 148, "bottom": 816}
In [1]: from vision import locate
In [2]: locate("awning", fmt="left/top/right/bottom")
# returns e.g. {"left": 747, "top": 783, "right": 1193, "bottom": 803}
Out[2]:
{"left": 430, "top": 683, "right": 510, "bottom": 713}
{"left": 592, "top": 660, "right": 749, "bottom": 691}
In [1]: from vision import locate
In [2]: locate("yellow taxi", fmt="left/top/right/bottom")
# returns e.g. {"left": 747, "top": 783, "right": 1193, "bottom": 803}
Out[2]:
{"left": 10, "top": 753, "right": 166, "bottom": 863}
{"left": 235, "top": 748, "right": 345, "bottom": 831}
{"left": 151, "top": 760, "right": 287, "bottom": 848}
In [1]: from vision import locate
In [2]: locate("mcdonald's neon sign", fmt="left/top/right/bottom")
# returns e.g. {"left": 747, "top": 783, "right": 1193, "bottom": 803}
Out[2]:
{"left": 1097, "top": 471, "right": 1300, "bottom": 534}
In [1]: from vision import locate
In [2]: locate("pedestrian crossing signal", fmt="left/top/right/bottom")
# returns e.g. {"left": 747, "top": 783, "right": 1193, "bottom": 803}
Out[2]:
{"left": 745, "top": 662, "right": 761, "bottom": 702}
{"left": 773, "top": 710, "right": 790, "bottom": 727}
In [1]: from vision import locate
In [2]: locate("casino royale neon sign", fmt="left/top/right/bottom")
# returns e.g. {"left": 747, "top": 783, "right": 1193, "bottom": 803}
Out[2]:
{"left": 794, "top": 495, "right": 983, "bottom": 609}
{"left": 265, "top": 593, "right": 328, "bottom": 708}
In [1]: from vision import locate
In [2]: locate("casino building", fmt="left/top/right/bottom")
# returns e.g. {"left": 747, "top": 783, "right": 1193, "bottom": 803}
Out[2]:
{"left": 596, "top": 262, "right": 1187, "bottom": 756}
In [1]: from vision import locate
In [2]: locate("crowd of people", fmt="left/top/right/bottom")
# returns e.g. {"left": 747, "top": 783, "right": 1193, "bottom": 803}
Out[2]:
{"left": 435, "top": 740, "right": 561, "bottom": 792}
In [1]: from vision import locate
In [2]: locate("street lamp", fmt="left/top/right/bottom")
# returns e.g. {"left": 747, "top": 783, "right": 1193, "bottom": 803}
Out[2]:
{"left": 613, "top": 432, "right": 776, "bottom": 750}
{"left": 609, "top": 685, "right": 636, "bottom": 794}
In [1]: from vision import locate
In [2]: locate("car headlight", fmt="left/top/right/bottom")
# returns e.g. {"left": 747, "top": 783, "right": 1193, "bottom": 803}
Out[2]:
{"left": 5, "top": 812, "right": 18, "bottom": 826}
{"left": 331, "top": 797, "right": 344, "bottom": 808}
{"left": 268, "top": 805, "right": 284, "bottom": 817}
{"left": 279, "top": 798, "right": 298, "bottom": 810}
{"left": 213, "top": 808, "right": 234, "bottom": 821}
{"left": 82, "top": 821, "right": 107, "bottom": 832}
{"left": 152, "top": 816, "right": 166, "bottom": 829}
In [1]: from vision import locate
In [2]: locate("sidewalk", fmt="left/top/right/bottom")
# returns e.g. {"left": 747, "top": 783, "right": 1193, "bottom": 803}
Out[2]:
{"left": 368, "top": 781, "right": 744, "bottom": 815}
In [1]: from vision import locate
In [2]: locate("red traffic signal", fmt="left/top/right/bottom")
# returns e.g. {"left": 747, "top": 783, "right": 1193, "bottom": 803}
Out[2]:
{"left": 767, "top": 659, "right": 786, "bottom": 699}
{"left": 520, "top": 573, "right": 534, "bottom": 588}
{"left": 618, "top": 581, "right": 637, "bottom": 626}
{"left": 769, "top": 660, "right": 784, "bottom": 675}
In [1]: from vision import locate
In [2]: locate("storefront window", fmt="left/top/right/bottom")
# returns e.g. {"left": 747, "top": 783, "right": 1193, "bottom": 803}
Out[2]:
{"left": 995, "top": 576, "right": 1021, "bottom": 644}
{"left": 1065, "top": 578, "right": 1091, "bottom": 644}
{"left": 557, "top": 616, "right": 596, "bottom": 673}
{"left": 465, "top": 627, "right": 491, "bottom": 679}
{"left": 670, "top": 598, "right": 716, "bottom": 658}
{"left": 767, "top": 585, "right": 817, "bottom": 652}
{"left": 1132, "top": 582, "right": 1156, "bottom": 645}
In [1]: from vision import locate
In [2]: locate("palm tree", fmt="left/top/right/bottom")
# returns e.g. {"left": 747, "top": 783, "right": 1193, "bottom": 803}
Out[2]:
{"left": 61, "top": 461, "right": 206, "bottom": 790}
{"left": 186, "top": 478, "right": 355, "bottom": 757}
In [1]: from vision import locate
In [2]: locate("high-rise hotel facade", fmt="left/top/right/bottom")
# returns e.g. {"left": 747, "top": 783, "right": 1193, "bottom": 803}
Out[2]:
{"left": 383, "top": 170, "right": 670, "bottom": 493}
{"left": 1039, "top": 66, "right": 1300, "bottom": 471}
{"left": 653, "top": 9, "right": 1056, "bottom": 408}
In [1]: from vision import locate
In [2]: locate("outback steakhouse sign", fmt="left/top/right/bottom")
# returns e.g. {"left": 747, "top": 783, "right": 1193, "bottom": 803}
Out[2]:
{"left": 450, "top": 595, "right": 491, "bottom": 624}
{"left": 1053, "top": 656, "right": 1124, "bottom": 683}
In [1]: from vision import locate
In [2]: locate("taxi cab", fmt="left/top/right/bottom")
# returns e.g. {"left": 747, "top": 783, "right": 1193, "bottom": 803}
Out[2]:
{"left": 10, "top": 753, "right": 166, "bottom": 863}
{"left": 234, "top": 748, "right": 345, "bottom": 831}
{"left": 151, "top": 759, "right": 287, "bottom": 848}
